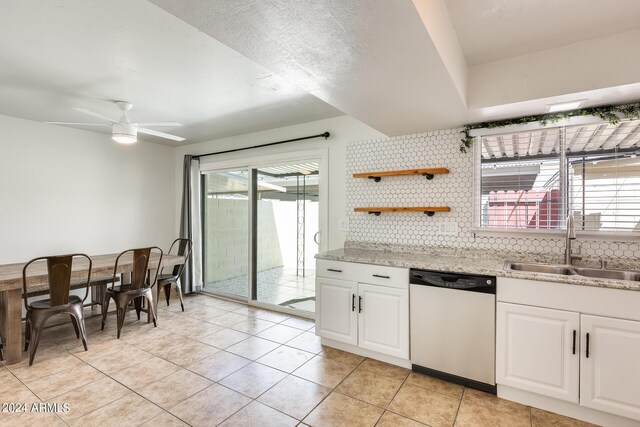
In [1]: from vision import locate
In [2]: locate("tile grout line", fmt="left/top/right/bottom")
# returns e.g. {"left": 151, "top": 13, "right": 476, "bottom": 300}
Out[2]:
{"left": 327, "top": 360, "right": 417, "bottom": 426}
{"left": 85, "top": 312, "right": 223, "bottom": 422}
{"left": 2, "top": 359, "right": 71, "bottom": 426}
{"left": 301, "top": 355, "right": 370, "bottom": 424}
{"left": 64, "top": 347, "right": 173, "bottom": 425}
{"left": 212, "top": 375, "right": 295, "bottom": 426}
{"left": 64, "top": 308, "right": 220, "bottom": 425}
{"left": 67, "top": 347, "right": 201, "bottom": 426}
{"left": 6, "top": 296, "right": 282, "bottom": 426}
{"left": 234, "top": 347, "right": 367, "bottom": 425}
{"left": 155, "top": 300, "right": 319, "bottom": 423}
{"left": 8, "top": 295, "right": 448, "bottom": 427}
{"left": 451, "top": 386, "right": 466, "bottom": 426}
{"left": 130, "top": 295, "right": 547, "bottom": 426}
{"left": 377, "top": 368, "right": 411, "bottom": 423}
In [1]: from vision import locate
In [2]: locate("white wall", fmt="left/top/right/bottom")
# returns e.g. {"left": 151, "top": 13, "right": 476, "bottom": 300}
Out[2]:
{"left": 174, "top": 115, "right": 384, "bottom": 251}
{"left": 0, "top": 115, "right": 175, "bottom": 263}
{"left": 469, "top": 29, "right": 640, "bottom": 108}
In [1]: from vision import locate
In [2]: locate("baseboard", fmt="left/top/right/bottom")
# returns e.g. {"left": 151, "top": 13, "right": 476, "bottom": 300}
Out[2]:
{"left": 498, "top": 385, "right": 640, "bottom": 427}
{"left": 320, "top": 338, "right": 411, "bottom": 369}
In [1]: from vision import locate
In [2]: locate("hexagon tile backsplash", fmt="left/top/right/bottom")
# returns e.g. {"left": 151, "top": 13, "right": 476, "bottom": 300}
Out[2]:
{"left": 345, "top": 128, "right": 640, "bottom": 262}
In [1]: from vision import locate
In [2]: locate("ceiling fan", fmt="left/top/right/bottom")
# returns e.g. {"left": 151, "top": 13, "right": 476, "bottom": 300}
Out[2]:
{"left": 46, "top": 101, "right": 185, "bottom": 144}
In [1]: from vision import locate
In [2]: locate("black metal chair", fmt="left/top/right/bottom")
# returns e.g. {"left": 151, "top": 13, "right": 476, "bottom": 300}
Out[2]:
{"left": 101, "top": 247, "right": 163, "bottom": 338}
{"left": 23, "top": 254, "right": 92, "bottom": 365}
{"left": 157, "top": 238, "right": 192, "bottom": 312}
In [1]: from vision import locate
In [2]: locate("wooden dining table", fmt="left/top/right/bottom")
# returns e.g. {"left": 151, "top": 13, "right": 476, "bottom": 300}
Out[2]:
{"left": 0, "top": 252, "right": 184, "bottom": 365}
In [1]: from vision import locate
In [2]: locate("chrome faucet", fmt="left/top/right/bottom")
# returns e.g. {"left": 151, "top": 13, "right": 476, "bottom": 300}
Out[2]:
{"left": 565, "top": 213, "right": 582, "bottom": 265}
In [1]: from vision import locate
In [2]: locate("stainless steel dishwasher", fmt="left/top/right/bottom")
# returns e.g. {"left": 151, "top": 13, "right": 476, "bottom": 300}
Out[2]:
{"left": 410, "top": 269, "right": 496, "bottom": 393}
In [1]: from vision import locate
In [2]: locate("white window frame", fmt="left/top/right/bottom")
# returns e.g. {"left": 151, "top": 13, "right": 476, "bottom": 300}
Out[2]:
{"left": 199, "top": 147, "right": 329, "bottom": 315}
{"left": 199, "top": 147, "right": 329, "bottom": 254}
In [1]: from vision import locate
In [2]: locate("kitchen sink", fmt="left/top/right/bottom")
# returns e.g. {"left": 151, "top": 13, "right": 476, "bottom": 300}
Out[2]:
{"left": 572, "top": 267, "right": 640, "bottom": 281}
{"left": 506, "top": 262, "right": 573, "bottom": 275}
{"left": 505, "top": 262, "right": 640, "bottom": 281}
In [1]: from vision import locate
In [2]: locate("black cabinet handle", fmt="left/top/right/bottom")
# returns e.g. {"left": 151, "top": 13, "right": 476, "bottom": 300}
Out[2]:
{"left": 327, "top": 268, "right": 342, "bottom": 273}
{"left": 586, "top": 333, "right": 590, "bottom": 358}
{"left": 572, "top": 330, "right": 576, "bottom": 355}
{"left": 358, "top": 296, "right": 362, "bottom": 313}
{"left": 352, "top": 294, "right": 355, "bottom": 312}
{"left": 372, "top": 274, "right": 390, "bottom": 279}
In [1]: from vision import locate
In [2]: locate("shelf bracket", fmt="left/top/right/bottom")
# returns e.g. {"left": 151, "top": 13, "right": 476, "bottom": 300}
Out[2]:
{"left": 424, "top": 211, "right": 435, "bottom": 216}
{"left": 368, "top": 211, "right": 382, "bottom": 216}
{"left": 368, "top": 176, "right": 382, "bottom": 182}
{"left": 422, "top": 173, "right": 435, "bottom": 180}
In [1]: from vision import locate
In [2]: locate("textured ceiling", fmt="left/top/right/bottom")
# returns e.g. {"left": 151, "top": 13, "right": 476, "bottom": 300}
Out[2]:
{"left": 446, "top": 0, "right": 640, "bottom": 65}
{"left": 149, "top": 0, "right": 469, "bottom": 136}
{"left": 0, "top": 0, "right": 342, "bottom": 145}
{"left": 3, "top": 0, "right": 640, "bottom": 145}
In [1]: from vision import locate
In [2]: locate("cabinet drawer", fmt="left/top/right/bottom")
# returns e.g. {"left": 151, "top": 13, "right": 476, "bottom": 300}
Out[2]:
{"left": 316, "top": 259, "right": 359, "bottom": 282}
{"left": 354, "top": 263, "right": 409, "bottom": 289}
{"left": 317, "top": 259, "right": 409, "bottom": 289}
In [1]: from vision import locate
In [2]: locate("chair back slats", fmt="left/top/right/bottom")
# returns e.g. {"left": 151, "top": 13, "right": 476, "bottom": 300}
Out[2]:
{"left": 22, "top": 254, "right": 92, "bottom": 309}
{"left": 131, "top": 248, "right": 151, "bottom": 290}
{"left": 47, "top": 256, "right": 73, "bottom": 306}
{"left": 167, "top": 238, "right": 193, "bottom": 279}
{"left": 112, "top": 247, "right": 163, "bottom": 290}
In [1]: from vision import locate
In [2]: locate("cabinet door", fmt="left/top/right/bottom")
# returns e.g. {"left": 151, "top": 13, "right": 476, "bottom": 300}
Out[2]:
{"left": 580, "top": 315, "right": 640, "bottom": 421}
{"left": 316, "top": 276, "right": 358, "bottom": 345}
{"left": 497, "top": 302, "right": 579, "bottom": 402}
{"left": 358, "top": 283, "right": 409, "bottom": 359}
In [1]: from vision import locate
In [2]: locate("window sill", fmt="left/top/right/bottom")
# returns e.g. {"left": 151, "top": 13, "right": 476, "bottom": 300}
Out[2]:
{"left": 471, "top": 227, "right": 640, "bottom": 241}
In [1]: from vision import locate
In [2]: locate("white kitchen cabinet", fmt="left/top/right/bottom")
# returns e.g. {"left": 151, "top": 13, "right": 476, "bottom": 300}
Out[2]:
{"left": 316, "top": 276, "right": 358, "bottom": 346}
{"left": 316, "top": 260, "right": 409, "bottom": 363}
{"left": 497, "top": 279, "right": 640, "bottom": 424}
{"left": 357, "top": 283, "right": 409, "bottom": 359}
{"left": 496, "top": 302, "right": 580, "bottom": 403}
{"left": 580, "top": 314, "right": 640, "bottom": 420}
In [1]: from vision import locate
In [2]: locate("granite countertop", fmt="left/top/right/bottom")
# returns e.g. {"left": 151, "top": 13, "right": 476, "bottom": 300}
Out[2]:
{"left": 316, "top": 247, "right": 640, "bottom": 292}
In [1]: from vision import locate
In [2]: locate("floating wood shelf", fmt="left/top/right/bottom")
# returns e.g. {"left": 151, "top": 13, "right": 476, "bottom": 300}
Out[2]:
{"left": 354, "top": 207, "right": 451, "bottom": 216}
{"left": 353, "top": 168, "right": 449, "bottom": 182}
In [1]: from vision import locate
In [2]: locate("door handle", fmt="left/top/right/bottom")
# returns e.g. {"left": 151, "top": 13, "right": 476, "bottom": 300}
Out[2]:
{"left": 314, "top": 232, "right": 320, "bottom": 245}
{"left": 373, "top": 274, "right": 390, "bottom": 279}
{"left": 572, "top": 330, "right": 576, "bottom": 355}
{"left": 358, "top": 296, "right": 362, "bottom": 313}
{"left": 352, "top": 294, "right": 355, "bottom": 312}
{"left": 586, "top": 333, "right": 590, "bottom": 358}
{"left": 327, "top": 268, "right": 342, "bottom": 273}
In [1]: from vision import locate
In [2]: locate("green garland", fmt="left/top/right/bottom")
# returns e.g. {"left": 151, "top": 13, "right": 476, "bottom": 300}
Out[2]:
{"left": 459, "top": 101, "right": 640, "bottom": 153}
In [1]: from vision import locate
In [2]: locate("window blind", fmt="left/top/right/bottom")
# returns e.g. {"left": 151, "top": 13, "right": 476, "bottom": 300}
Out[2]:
{"left": 478, "top": 119, "right": 640, "bottom": 232}
{"left": 566, "top": 121, "right": 640, "bottom": 232}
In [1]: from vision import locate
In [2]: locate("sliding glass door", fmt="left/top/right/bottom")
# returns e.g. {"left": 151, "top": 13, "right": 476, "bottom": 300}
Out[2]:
{"left": 255, "top": 163, "right": 319, "bottom": 312}
{"left": 202, "top": 169, "right": 249, "bottom": 298}
{"left": 200, "top": 152, "right": 325, "bottom": 315}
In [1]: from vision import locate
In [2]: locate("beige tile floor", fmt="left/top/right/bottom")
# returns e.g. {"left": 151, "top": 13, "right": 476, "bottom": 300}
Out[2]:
{"left": 0, "top": 293, "right": 599, "bottom": 427}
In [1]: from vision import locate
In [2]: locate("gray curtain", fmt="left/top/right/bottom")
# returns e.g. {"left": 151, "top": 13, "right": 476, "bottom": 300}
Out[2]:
{"left": 180, "top": 155, "right": 195, "bottom": 294}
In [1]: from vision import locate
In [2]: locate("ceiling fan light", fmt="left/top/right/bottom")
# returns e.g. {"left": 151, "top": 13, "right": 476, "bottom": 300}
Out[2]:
{"left": 112, "top": 123, "right": 137, "bottom": 144}
{"left": 112, "top": 133, "right": 137, "bottom": 144}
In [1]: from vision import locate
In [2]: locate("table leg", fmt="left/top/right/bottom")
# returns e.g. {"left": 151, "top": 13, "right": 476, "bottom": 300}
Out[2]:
{"left": 148, "top": 268, "right": 158, "bottom": 324}
{"left": 0, "top": 289, "right": 23, "bottom": 364}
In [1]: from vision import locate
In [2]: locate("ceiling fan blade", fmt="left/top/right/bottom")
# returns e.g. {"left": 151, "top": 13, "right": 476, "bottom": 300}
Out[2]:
{"left": 138, "top": 127, "right": 186, "bottom": 142}
{"left": 135, "top": 122, "right": 183, "bottom": 127}
{"left": 73, "top": 107, "right": 117, "bottom": 123}
{"left": 46, "top": 121, "right": 109, "bottom": 126}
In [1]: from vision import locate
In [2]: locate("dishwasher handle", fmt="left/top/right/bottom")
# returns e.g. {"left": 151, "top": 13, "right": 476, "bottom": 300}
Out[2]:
{"left": 410, "top": 270, "right": 495, "bottom": 294}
